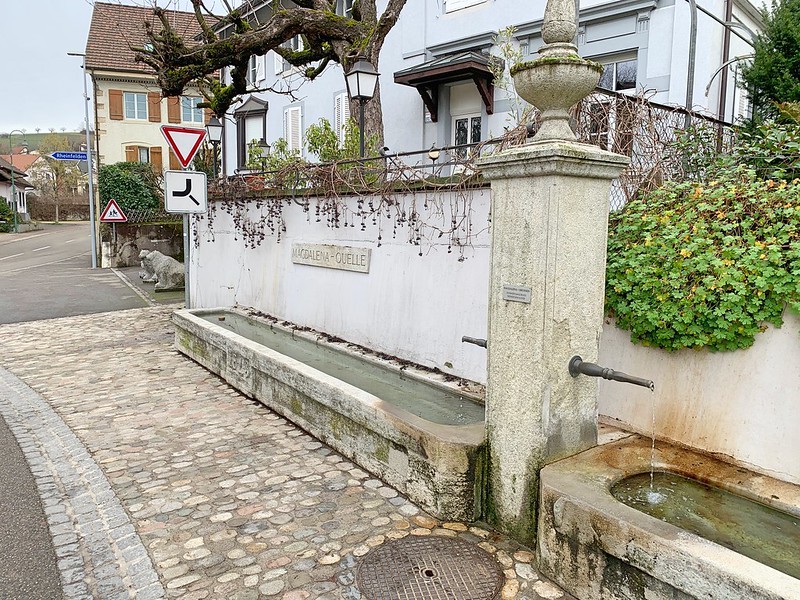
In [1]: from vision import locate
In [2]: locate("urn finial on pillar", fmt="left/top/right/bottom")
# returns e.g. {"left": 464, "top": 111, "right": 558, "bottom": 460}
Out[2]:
{"left": 511, "top": 0, "right": 602, "bottom": 141}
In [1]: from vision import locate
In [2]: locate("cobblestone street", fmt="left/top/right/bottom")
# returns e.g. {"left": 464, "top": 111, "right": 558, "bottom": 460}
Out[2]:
{"left": 0, "top": 306, "right": 572, "bottom": 599}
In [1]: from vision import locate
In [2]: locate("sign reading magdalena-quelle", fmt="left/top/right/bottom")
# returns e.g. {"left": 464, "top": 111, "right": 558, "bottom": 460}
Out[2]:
{"left": 291, "top": 243, "right": 371, "bottom": 273}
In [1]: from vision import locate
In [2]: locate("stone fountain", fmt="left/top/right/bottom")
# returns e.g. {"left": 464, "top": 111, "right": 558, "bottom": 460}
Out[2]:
{"left": 477, "top": 0, "right": 629, "bottom": 544}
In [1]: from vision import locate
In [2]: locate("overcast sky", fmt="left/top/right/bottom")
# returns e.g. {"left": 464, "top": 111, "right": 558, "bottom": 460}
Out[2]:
{"left": 0, "top": 0, "right": 219, "bottom": 135}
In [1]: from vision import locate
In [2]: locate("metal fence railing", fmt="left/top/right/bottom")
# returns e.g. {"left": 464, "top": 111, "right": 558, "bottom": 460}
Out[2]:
{"left": 221, "top": 89, "right": 737, "bottom": 212}
{"left": 124, "top": 208, "right": 183, "bottom": 223}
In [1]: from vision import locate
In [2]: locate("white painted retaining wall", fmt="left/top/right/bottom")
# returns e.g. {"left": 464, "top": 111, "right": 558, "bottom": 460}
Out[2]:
{"left": 191, "top": 188, "right": 800, "bottom": 485}
{"left": 598, "top": 311, "right": 800, "bottom": 485}
{"left": 190, "top": 189, "right": 491, "bottom": 383}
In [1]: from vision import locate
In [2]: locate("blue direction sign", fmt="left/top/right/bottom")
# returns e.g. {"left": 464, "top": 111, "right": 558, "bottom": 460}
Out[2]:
{"left": 50, "top": 151, "right": 88, "bottom": 161}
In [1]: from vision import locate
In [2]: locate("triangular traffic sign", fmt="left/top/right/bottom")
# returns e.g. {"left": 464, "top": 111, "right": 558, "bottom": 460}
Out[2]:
{"left": 161, "top": 125, "right": 207, "bottom": 168}
{"left": 99, "top": 199, "right": 128, "bottom": 223}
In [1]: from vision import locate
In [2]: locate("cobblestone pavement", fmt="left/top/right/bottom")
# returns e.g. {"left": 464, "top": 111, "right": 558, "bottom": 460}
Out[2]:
{"left": 0, "top": 306, "right": 574, "bottom": 600}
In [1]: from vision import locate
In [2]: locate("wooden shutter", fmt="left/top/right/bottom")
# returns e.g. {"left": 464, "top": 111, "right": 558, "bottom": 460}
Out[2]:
{"left": 109, "top": 89, "right": 124, "bottom": 120}
{"left": 169, "top": 149, "right": 181, "bottom": 170}
{"left": 148, "top": 92, "right": 162, "bottom": 122}
{"left": 204, "top": 108, "right": 212, "bottom": 124}
{"left": 284, "top": 106, "right": 302, "bottom": 153}
{"left": 125, "top": 145, "right": 138, "bottom": 162}
{"left": 334, "top": 93, "right": 350, "bottom": 147}
{"left": 167, "top": 97, "right": 181, "bottom": 123}
{"left": 150, "top": 146, "right": 163, "bottom": 172}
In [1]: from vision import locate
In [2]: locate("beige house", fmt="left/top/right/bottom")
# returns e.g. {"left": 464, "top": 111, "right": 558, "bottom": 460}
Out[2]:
{"left": 85, "top": 2, "right": 210, "bottom": 172}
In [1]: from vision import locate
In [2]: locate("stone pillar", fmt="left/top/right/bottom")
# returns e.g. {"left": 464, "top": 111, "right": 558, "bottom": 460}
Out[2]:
{"left": 478, "top": 142, "right": 627, "bottom": 543}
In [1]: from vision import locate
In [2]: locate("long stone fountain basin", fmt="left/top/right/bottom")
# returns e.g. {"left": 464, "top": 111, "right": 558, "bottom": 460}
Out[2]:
{"left": 172, "top": 308, "right": 486, "bottom": 521}
{"left": 538, "top": 435, "right": 800, "bottom": 600}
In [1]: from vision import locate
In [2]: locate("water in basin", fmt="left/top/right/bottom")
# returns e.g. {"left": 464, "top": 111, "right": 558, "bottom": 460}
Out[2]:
{"left": 612, "top": 471, "right": 800, "bottom": 579}
{"left": 202, "top": 312, "right": 485, "bottom": 426}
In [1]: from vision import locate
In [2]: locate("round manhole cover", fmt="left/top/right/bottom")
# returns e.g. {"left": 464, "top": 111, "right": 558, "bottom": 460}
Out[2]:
{"left": 356, "top": 535, "right": 504, "bottom": 600}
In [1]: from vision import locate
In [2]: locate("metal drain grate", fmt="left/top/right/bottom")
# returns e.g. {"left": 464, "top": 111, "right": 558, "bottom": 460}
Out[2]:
{"left": 356, "top": 535, "right": 504, "bottom": 600}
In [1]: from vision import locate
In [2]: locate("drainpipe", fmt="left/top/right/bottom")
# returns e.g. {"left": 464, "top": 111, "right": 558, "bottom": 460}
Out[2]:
{"left": 717, "top": 0, "right": 733, "bottom": 122}
{"left": 685, "top": 0, "right": 698, "bottom": 128}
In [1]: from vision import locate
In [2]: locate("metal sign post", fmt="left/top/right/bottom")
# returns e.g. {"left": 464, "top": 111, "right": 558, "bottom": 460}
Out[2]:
{"left": 161, "top": 125, "right": 207, "bottom": 309}
{"left": 164, "top": 170, "right": 207, "bottom": 309}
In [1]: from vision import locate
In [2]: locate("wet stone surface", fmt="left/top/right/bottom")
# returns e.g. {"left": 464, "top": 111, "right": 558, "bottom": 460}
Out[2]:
{"left": 0, "top": 306, "right": 574, "bottom": 599}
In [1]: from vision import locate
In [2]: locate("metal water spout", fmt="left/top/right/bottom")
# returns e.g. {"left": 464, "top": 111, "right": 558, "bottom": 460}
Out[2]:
{"left": 569, "top": 356, "right": 654, "bottom": 391}
{"left": 462, "top": 336, "right": 488, "bottom": 348}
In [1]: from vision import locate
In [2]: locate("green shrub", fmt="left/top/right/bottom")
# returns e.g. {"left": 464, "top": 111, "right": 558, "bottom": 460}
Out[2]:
{"left": 98, "top": 162, "right": 162, "bottom": 211}
{"left": 0, "top": 198, "right": 13, "bottom": 233}
{"left": 606, "top": 170, "right": 800, "bottom": 351}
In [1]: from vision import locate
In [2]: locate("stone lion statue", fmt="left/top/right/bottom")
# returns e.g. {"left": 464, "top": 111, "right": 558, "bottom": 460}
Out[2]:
{"left": 139, "top": 249, "right": 184, "bottom": 291}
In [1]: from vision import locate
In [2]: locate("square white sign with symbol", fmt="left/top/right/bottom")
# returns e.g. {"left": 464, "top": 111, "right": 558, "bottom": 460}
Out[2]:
{"left": 165, "top": 170, "right": 208, "bottom": 213}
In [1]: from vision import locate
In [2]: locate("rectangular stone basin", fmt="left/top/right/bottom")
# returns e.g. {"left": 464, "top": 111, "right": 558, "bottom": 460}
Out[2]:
{"left": 538, "top": 435, "right": 800, "bottom": 600}
{"left": 172, "top": 307, "right": 486, "bottom": 520}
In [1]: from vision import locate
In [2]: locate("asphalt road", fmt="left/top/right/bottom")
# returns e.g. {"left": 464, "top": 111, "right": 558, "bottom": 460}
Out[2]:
{"left": 0, "top": 222, "right": 149, "bottom": 599}
{"left": 0, "top": 222, "right": 147, "bottom": 324}
{"left": 0, "top": 415, "right": 62, "bottom": 600}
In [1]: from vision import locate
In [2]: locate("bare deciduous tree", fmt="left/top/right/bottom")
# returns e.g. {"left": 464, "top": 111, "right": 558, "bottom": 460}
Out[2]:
{"left": 135, "top": 0, "right": 408, "bottom": 145}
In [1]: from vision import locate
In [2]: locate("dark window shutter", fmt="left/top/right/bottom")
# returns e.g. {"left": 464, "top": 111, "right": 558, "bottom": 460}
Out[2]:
{"left": 109, "top": 89, "right": 124, "bottom": 120}
{"left": 167, "top": 97, "right": 181, "bottom": 123}
{"left": 125, "top": 145, "right": 138, "bottom": 162}
{"left": 148, "top": 92, "right": 162, "bottom": 122}
{"left": 150, "top": 146, "right": 163, "bottom": 172}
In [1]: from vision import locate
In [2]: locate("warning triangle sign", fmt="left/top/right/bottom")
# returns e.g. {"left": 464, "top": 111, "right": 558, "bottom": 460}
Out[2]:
{"left": 99, "top": 199, "right": 128, "bottom": 223}
{"left": 161, "top": 125, "right": 207, "bottom": 168}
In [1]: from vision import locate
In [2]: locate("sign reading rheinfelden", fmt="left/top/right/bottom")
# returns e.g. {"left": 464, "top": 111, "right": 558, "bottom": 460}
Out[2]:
{"left": 291, "top": 243, "right": 371, "bottom": 273}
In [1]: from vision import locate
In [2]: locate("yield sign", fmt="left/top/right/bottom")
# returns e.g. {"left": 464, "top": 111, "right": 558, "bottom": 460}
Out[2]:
{"left": 99, "top": 199, "right": 128, "bottom": 223}
{"left": 161, "top": 125, "right": 207, "bottom": 168}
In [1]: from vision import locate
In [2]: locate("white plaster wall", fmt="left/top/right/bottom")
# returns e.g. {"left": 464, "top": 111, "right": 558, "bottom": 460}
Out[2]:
{"left": 192, "top": 187, "right": 799, "bottom": 485}
{"left": 190, "top": 189, "right": 491, "bottom": 382}
{"left": 598, "top": 311, "right": 800, "bottom": 485}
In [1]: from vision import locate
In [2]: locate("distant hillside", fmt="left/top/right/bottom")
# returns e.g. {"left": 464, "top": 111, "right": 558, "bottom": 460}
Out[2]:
{"left": 0, "top": 132, "right": 92, "bottom": 154}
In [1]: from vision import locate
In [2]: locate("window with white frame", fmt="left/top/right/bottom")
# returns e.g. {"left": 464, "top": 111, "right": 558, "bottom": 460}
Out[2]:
{"left": 274, "top": 35, "right": 303, "bottom": 74}
{"left": 445, "top": 0, "right": 487, "bottom": 13}
{"left": 234, "top": 97, "right": 269, "bottom": 168}
{"left": 334, "top": 92, "right": 351, "bottom": 147}
{"left": 284, "top": 106, "right": 303, "bottom": 153}
{"left": 452, "top": 114, "right": 481, "bottom": 158}
{"left": 138, "top": 146, "right": 150, "bottom": 163}
{"left": 181, "top": 96, "right": 204, "bottom": 123}
{"left": 336, "top": 0, "right": 354, "bottom": 16}
{"left": 598, "top": 57, "right": 638, "bottom": 92}
{"left": 124, "top": 92, "right": 148, "bottom": 120}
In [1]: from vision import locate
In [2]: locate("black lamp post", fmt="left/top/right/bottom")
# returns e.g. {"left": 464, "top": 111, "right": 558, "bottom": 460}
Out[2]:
{"left": 257, "top": 139, "right": 271, "bottom": 171}
{"left": 345, "top": 59, "right": 379, "bottom": 158}
{"left": 206, "top": 116, "right": 223, "bottom": 178}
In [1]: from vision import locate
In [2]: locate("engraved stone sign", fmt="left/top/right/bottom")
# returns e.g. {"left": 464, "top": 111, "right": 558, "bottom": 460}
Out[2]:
{"left": 502, "top": 284, "right": 532, "bottom": 303}
{"left": 291, "top": 243, "right": 371, "bottom": 273}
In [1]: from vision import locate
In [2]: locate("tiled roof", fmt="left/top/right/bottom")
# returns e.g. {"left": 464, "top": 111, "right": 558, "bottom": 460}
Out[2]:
{"left": 0, "top": 156, "right": 30, "bottom": 177}
{"left": 0, "top": 154, "right": 40, "bottom": 173}
{"left": 85, "top": 2, "right": 205, "bottom": 74}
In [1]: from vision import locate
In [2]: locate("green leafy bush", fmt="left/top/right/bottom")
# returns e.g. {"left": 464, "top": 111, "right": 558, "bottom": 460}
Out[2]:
{"left": 98, "top": 162, "right": 162, "bottom": 211}
{"left": 606, "top": 170, "right": 800, "bottom": 351}
{"left": 0, "top": 198, "right": 14, "bottom": 233}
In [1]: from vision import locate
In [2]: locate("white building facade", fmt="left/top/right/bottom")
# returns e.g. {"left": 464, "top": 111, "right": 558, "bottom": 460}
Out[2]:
{"left": 218, "top": 0, "right": 762, "bottom": 173}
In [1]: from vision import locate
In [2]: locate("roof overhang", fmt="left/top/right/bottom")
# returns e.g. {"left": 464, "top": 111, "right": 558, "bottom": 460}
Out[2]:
{"left": 393, "top": 51, "right": 501, "bottom": 123}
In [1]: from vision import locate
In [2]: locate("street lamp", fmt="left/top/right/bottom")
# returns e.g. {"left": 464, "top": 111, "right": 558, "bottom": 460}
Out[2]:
{"left": 67, "top": 51, "right": 98, "bottom": 268}
{"left": 257, "top": 139, "right": 271, "bottom": 171}
{"left": 6, "top": 131, "right": 27, "bottom": 234}
{"left": 345, "top": 59, "right": 379, "bottom": 158}
{"left": 205, "top": 116, "right": 223, "bottom": 178}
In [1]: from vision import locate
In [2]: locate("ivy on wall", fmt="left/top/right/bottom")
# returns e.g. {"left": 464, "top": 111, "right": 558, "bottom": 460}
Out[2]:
{"left": 606, "top": 169, "right": 800, "bottom": 351}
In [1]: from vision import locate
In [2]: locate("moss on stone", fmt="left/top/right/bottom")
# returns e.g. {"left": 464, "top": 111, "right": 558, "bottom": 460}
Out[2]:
{"left": 510, "top": 56, "right": 604, "bottom": 76}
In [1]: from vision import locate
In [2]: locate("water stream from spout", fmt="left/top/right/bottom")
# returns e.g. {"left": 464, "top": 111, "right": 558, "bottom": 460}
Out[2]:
{"left": 647, "top": 387, "right": 666, "bottom": 504}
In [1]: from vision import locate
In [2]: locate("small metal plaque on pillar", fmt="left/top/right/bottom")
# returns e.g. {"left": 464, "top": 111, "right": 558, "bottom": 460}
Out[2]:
{"left": 291, "top": 243, "right": 371, "bottom": 273}
{"left": 502, "top": 284, "right": 532, "bottom": 303}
